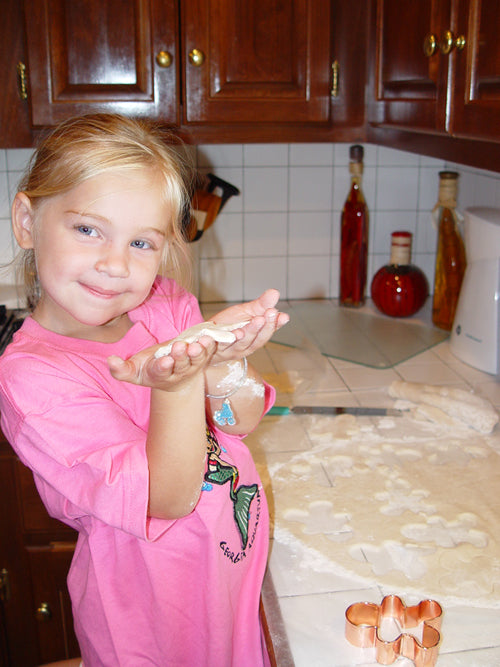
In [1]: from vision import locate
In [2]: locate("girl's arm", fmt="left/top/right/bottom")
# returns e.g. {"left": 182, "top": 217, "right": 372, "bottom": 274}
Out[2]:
{"left": 108, "top": 339, "right": 217, "bottom": 521}
{"left": 108, "top": 289, "right": 289, "bottom": 520}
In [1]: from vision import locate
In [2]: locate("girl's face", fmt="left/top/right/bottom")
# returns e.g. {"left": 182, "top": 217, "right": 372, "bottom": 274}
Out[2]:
{"left": 13, "top": 170, "right": 172, "bottom": 340}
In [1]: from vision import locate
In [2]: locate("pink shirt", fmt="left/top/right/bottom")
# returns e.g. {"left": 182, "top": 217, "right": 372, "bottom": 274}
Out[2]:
{"left": 0, "top": 278, "right": 274, "bottom": 666}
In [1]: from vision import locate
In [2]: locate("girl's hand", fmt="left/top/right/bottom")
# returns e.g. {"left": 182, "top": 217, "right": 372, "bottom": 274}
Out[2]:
{"left": 208, "top": 288, "right": 289, "bottom": 363}
{"left": 108, "top": 337, "right": 217, "bottom": 391}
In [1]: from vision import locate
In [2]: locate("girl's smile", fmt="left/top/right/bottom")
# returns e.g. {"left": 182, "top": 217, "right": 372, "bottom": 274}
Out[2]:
{"left": 13, "top": 170, "right": 171, "bottom": 341}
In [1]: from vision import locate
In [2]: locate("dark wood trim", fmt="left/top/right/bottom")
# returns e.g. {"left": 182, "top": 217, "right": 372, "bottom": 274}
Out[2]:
{"left": 260, "top": 568, "right": 295, "bottom": 667}
{"left": 368, "top": 123, "right": 500, "bottom": 172}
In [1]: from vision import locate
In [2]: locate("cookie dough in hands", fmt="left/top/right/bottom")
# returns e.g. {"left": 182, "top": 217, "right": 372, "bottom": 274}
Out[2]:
{"left": 154, "top": 321, "right": 249, "bottom": 358}
{"left": 155, "top": 288, "right": 289, "bottom": 361}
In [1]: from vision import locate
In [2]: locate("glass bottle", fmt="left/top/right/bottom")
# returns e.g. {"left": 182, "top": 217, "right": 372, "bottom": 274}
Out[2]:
{"left": 371, "top": 231, "right": 428, "bottom": 317}
{"left": 340, "top": 144, "right": 369, "bottom": 307}
{"left": 432, "top": 171, "right": 467, "bottom": 331}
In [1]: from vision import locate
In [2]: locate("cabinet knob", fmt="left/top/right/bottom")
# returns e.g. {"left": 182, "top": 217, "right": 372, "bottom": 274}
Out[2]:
{"left": 188, "top": 49, "right": 205, "bottom": 67}
{"left": 156, "top": 51, "right": 173, "bottom": 68}
{"left": 423, "top": 33, "right": 438, "bottom": 57}
{"left": 35, "top": 602, "right": 52, "bottom": 621}
{"left": 439, "top": 30, "right": 466, "bottom": 55}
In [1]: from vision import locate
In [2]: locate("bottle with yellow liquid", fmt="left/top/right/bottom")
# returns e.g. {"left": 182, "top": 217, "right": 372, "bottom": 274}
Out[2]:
{"left": 432, "top": 171, "right": 466, "bottom": 331}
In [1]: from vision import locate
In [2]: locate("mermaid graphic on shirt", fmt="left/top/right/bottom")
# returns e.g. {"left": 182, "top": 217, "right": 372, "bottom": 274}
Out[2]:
{"left": 204, "top": 427, "right": 258, "bottom": 550}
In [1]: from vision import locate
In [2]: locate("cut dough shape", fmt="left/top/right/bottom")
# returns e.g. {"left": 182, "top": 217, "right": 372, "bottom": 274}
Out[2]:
{"left": 284, "top": 500, "right": 352, "bottom": 537}
{"left": 154, "top": 320, "right": 249, "bottom": 357}
{"left": 348, "top": 541, "right": 435, "bottom": 579}
{"left": 401, "top": 513, "right": 488, "bottom": 549}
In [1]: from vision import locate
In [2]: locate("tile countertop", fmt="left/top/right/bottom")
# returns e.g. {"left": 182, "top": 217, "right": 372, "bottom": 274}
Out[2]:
{"left": 204, "top": 299, "right": 500, "bottom": 667}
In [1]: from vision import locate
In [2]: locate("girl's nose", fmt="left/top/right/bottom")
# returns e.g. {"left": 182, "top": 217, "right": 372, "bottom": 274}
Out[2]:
{"left": 95, "top": 247, "right": 130, "bottom": 277}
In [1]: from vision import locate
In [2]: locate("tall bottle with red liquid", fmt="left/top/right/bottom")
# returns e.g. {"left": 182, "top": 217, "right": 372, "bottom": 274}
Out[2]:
{"left": 340, "top": 144, "right": 369, "bottom": 307}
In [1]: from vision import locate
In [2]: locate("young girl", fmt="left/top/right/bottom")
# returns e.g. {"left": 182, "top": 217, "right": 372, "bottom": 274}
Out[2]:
{"left": 0, "top": 114, "right": 289, "bottom": 666}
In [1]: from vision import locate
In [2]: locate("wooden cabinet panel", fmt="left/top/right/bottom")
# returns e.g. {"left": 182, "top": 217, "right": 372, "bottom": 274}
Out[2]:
{"left": 1, "top": 437, "right": 79, "bottom": 666}
{"left": 370, "top": 0, "right": 451, "bottom": 132}
{"left": 0, "top": 454, "right": 39, "bottom": 667}
{"left": 28, "top": 544, "right": 79, "bottom": 664}
{"left": 369, "top": 0, "right": 500, "bottom": 146}
{"left": 452, "top": 0, "right": 500, "bottom": 140}
{"left": 24, "top": 0, "right": 179, "bottom": 126}
{"left": 22, "top": 0, "right": 337, "bottom": 135}
{"left": 0, "top": 0, "right": 33, "bottom": 146}
{"left": 181, "top": 0, "right": 332, "bottom": 124}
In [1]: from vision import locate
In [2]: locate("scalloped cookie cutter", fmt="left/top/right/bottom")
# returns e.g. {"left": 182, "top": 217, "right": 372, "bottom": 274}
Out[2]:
{"left": 345, "top": 595, "right": 443, "bottom": 666}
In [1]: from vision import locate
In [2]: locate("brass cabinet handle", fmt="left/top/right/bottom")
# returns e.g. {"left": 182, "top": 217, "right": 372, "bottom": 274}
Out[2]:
{"left": 439, "top": 30, "right": 466, "bottom": 55}
{"left": 0, "top": 569, "right": 10, "bottom": 602}
{"left": 16, "top": 61, "right": 28, "bottom": 100}
{"left": 331, "top": 60, "right": 339, "bottom": 97}
{"left": 423, "top": 33, "right": 438, "bottom": 57}
{"left": 188, "top": 48, "right": 205, "bottom": 67}
{"left": 35, "top": 602, "right": 52, "bottom": 621}
{"left": 156, "top": 51, "right": 173, "bottom": 68}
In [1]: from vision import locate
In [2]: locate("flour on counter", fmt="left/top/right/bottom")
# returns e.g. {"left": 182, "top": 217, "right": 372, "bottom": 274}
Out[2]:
{"left": 256, "top": 413, "right": 500, "bottom": 608}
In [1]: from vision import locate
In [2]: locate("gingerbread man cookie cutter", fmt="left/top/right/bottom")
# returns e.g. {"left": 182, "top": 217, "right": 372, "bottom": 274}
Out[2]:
{"left": 345, "top": 595, "right": 443, "bottom": 666}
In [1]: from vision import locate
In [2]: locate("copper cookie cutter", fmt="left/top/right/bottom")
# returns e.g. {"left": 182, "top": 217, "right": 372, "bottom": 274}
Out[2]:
{"left": 345, "top": 595, "right": 443, "bottom": 666}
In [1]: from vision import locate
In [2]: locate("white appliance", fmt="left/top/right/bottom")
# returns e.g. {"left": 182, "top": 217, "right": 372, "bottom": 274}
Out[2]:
{"left": 450, "top": 207, "right": 500, "bottom": 375}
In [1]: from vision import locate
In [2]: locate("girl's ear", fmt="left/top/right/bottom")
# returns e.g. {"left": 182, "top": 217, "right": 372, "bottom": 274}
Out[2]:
{"left": 12, "top": 192, "right": 36, "bottom": 249}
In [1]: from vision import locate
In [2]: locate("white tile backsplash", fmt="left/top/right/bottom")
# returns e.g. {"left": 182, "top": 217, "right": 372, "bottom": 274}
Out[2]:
{"left": 243, "top": 143, "right": 288, "bottom": 167}
{"left": 2, "top": 143, "right": 500, "bottom": 303}
{"left": 288, "top": 211, "right": 332, "bottom": 256}
{"left": 199, "top": 212, "right": 244, "bottom": 259}
{"left": 287, "top": 255, "right": 331, "bottom": 299}
{"left": 243, "top": 256, "right": 287, "bottom": 301}
{"left": 289, "top": 143, "right": 334, "bottom": 166}
{"left": 289, "top": 166, "right": 333, "bottom": 211}
{"left": 243, "top": 166, "right": 288, "bottom": 212}
{"left": 243, "top": 212, "right": 287, "bottom": 257}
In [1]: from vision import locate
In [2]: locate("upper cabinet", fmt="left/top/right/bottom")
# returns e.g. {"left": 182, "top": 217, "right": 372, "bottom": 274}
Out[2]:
{"left": 181, "top": 0, "right": 330, "bottom": 124}
{"left": 452, "top": 0, "right": 500, "bottom": 141}
{"left": 368, "top": 0, "right": 500, "bottom": 143}
{"left": 24, "top": 0, "right": 180, "bottom": 126}
{"left": 20, "top": 0, "right": 365, "bottom": 143}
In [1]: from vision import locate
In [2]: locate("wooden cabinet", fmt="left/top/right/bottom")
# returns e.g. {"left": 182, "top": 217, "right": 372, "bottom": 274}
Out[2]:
{"left": 181, "top": 0, "right": 331, "bottom": 124}
{"left": 0, "top": 436, "right": 79, "bottom": 666}
{"left": 369, "top": 0, "right": 500, "bottom": 143}
{"left": 0, "top": 1, "right": 34, "bottom": 147}
{"left": 21, "top": 0, "right": 362, "bottom": 143}
{"left": 24, "top": 0, "right": 180, "bottom": 126}
{"left": 452, "top": 0, "right": 500, "bottom": 141}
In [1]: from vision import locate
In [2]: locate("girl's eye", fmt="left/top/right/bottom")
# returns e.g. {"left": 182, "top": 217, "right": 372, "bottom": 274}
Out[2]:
{"left": 77, "top": 225, "right": 98, "bottom": 237}
{"left": 131, "top": 239, "right": 152, "bottom": 250}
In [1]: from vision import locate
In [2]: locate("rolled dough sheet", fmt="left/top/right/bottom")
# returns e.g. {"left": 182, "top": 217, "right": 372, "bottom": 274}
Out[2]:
{"left": 255, "top": 412, "right": 500, "bottom": 608}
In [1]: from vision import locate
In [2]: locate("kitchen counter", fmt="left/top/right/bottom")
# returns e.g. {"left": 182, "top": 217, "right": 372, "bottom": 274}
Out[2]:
{"left": 225, "top": 299, "right": 500, "bottom": 667}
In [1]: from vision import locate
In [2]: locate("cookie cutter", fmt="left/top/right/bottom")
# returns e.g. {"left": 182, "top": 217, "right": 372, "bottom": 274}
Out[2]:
{"left": 345, "top": 595, "right": 443, "bottom": 666}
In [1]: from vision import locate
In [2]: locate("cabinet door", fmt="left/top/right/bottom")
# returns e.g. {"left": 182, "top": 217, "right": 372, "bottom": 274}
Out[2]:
{"left": 369, "top": 0, "right": 451, "bottom": 133}
{"left": 181, "top": 0, "right": 332, "bottom": 124}
{"left": 451, "top": 0, "right": 500, "bottom": 140}
{"left": 24, "top": 0, "right": 179, "bottom": 126}
{"left": 0, "top": 456, "right": 39, "bottom": 667}
{"left": 28, "top": 544, "right": 79, "bottom": 664}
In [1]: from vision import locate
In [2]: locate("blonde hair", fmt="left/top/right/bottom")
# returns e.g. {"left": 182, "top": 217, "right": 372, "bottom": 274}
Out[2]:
{"left": 17, "top": 113, "right": 194, "bottom": 307}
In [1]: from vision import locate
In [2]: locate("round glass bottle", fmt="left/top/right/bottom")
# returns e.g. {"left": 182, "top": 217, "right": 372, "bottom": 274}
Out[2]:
{"left": 371, "top": 231, "right": 428, "bottom": 317}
